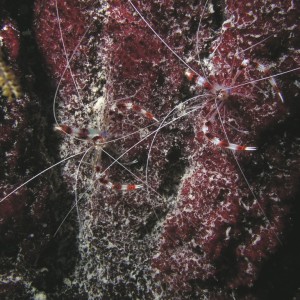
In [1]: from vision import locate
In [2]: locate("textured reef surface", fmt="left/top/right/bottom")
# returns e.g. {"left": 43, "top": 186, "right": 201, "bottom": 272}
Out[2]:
{"left": 0, "top": 0, "right": 300, "bottom": 299}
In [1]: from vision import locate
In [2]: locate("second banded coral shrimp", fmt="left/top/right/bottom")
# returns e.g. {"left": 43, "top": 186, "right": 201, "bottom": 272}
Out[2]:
{"left": 37, "top": 0, "right": 172, "bottom": 247}
{"left": 2, "top": 0, "right": 178, "bottom": 297}
{"left": 125, "top": 0, "right": 300, "bottom": 298}
{"left": 33, "top": 0, "right": 181, "bottom": 298}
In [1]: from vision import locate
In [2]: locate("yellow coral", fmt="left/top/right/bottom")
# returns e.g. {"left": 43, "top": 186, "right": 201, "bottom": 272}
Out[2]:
{"left": 0, "top": 49, "right": 22, "bottom": 101}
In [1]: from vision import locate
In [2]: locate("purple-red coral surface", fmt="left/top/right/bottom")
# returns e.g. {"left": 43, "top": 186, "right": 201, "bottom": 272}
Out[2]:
{"left": 0, "top": 0, "right": 300, "bottom": 299}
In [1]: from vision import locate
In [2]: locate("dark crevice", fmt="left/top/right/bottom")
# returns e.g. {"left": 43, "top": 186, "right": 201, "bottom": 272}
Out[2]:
{"left": 0, "top": 0, "right": 79, "bottom": 297}
{"left": 158, "top": 144, "right": 187, "bottom": 196}
{"left": 211, "top": 0, "right": 225, "bottom": 30}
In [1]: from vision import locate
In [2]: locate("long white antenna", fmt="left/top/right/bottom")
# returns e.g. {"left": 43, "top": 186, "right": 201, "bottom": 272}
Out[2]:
{"left": 0, "top": 151, "right": 87, "bottom": 204}
{"left": 128, "top": 0, "right": 201, "bottom": 77}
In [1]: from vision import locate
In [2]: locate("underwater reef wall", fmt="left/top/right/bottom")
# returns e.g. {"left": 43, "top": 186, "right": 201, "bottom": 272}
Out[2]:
{"left": 0, "top": 0, "right": 299, "bottom": 299}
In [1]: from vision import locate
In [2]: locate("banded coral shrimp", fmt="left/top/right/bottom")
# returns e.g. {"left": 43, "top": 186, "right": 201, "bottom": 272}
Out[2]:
{"left": 0, "top": 0, "right": 167, "bottom": 298}
{"left": 1, "top": 0, "right": 300, "bottom": 299}
{"left": 125, "top": 0, "right": 300, "bottom": 298}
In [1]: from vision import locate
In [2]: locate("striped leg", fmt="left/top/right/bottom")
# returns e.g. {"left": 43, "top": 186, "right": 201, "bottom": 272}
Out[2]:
{"left": 98, "top": 174, "right": 142, "bottom": 191}
{"left": 54, "top": 124, "right": 108, "bottom": 143}
{"left": 111, "top": 101, "right": 158, "bottom": 122}
{"left": 256, "top": 62, "right": 284, "bottom": 103}
{"left": 201, "top": 121, "right": 256, "bottom": 151}
{"left": 185, "top": 69, "right": 212, "bottom": 90}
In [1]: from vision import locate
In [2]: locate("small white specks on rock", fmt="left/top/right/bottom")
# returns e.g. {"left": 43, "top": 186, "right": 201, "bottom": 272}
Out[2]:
{"left": 225, "top": 227, "right": 231, "bottom": 240}
{"left": 63, "top": 277, "right": 72, "bottom": 287}
{"left": 34, "top": 291, "right": 47, "bottom": 300}
{"left": 93, "top": 96, "right": 105, "bottom": 109}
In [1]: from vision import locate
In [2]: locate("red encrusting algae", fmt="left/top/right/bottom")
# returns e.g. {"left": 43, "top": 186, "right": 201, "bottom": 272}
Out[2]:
{"left": 0, "top": 0, "right": 299, "bottom": 298}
